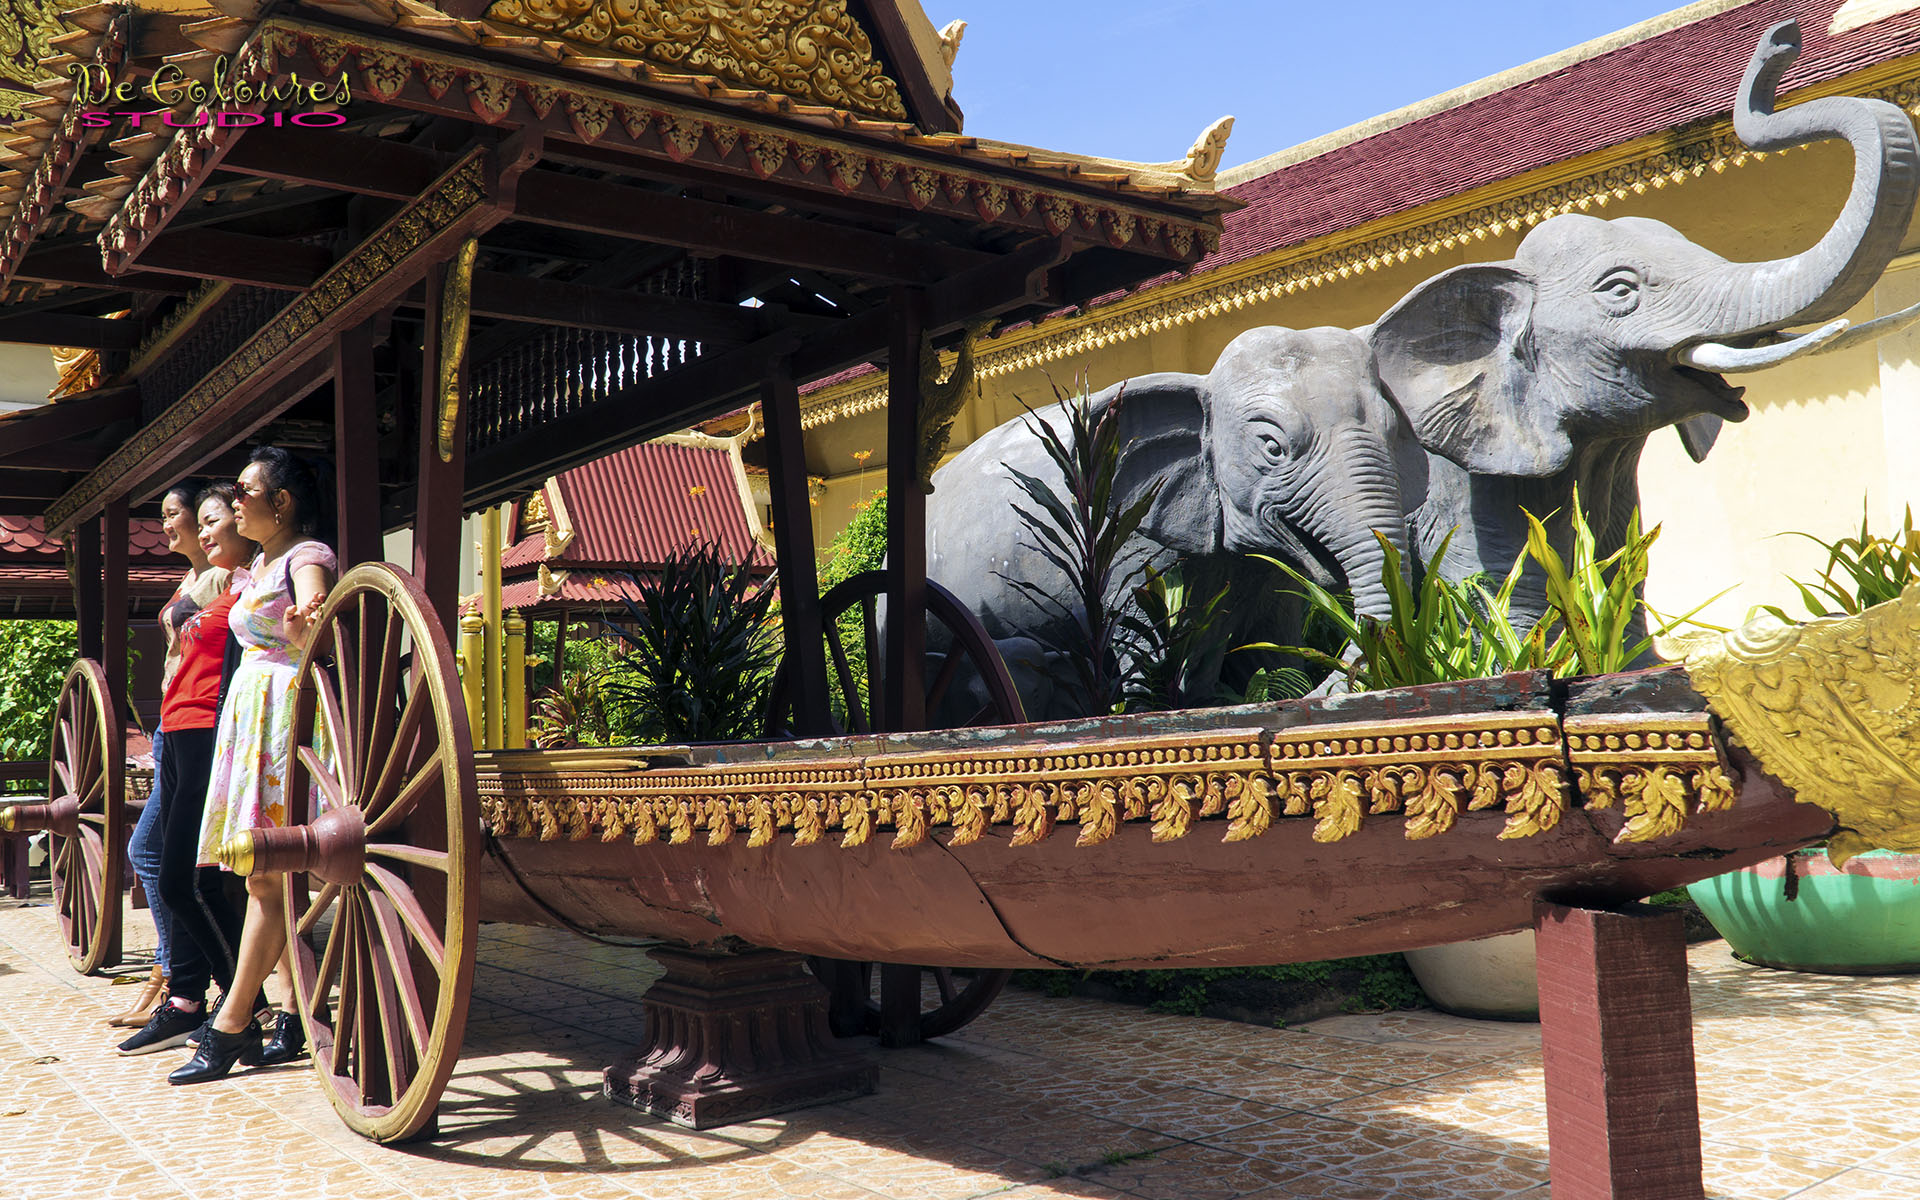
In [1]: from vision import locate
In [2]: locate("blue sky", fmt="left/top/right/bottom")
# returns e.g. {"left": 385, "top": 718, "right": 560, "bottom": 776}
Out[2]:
{"left": 936, "top": 1, "right": 1698, "bottom": 167}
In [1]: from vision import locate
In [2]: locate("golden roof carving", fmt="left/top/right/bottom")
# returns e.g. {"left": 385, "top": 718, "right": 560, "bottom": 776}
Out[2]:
{"left": 794, "top": 70, "right": 1920, "bottom": 430}
{"left": 481, "top": 0, "right": 909, "bottom": 121}
{"left": 0, "top": 0, "right": 74, "bottom": 124}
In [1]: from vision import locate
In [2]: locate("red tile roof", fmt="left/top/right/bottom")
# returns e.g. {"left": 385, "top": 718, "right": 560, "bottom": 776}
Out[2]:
{"left": 803, "top": 1, "right": 1920, "bottom": 402}
{"left": 502, "top": 441, "right": 771, "bottom": 575}
{"left": 488, "top": 573, "right": 649, "bottom": 614}
{"left": 1201, "top": 0, "right": 1920, "bottom": 278}
{"left": 0, "top": 514, "right": 175, "bottom": 561}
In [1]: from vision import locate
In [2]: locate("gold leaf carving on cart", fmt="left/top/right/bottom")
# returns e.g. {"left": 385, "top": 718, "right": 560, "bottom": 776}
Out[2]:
{"left": 481, "top": 0, "right": 910, "bottom": 120}
{"left": 1684, "top": 587, "right": 1920, "bottom": 865}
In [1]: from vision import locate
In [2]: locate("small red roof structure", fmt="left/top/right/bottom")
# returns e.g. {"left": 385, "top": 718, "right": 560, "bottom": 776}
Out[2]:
{"left": 0, "top": 515, "right": 180, "bottom": 620}
{"left": 487, "top": 439, "right": 772, "bottom": 615}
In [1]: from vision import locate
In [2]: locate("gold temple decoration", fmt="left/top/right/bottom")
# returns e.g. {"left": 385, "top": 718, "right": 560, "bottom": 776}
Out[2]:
{"left": 1684, "top": 585, "right": 1920, "bottom": 865}
{"left": 476, "top": 710, "right": 1584, "bottom": 851}
{"left": 480, "top": 0, "right": 909, "bottom": 121}
{"left": 916, "top": 319, "right": 990, "bottom": 493}
{"left": 436, "top": 236, "right": 479, "bottom": 463}
{"left": 1563, "top": 712, "right": 1737, "bottom": 844}
{"left": 0, "top": 0, "right": 74, "bottom": 124}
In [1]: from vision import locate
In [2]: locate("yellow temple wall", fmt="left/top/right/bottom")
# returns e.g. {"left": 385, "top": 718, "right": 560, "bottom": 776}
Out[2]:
{"left": 803, "top": 125, "right": 1920, "bottom": 627}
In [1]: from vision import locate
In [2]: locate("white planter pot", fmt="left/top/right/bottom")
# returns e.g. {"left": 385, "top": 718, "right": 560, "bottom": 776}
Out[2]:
{"left": 1402, "top": 930, "right": 1539, "bottom": 1020}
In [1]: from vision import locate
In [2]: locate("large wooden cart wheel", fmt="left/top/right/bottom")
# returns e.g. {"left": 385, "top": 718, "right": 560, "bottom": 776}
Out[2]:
{"left": 40, "top": 659, "right": 123, "bottom": 973}
{"left": 267, "top": 563, "right": 479, "bottom": 1144}
{"left": 769, "top": 570, "right": 1021, "bottom": 1044}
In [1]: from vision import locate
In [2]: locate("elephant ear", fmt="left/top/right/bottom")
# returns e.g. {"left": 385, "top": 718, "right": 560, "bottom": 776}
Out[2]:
{"left": 1371, "top": 263, "right": 1575, "bottom": 477}
{"left": 1089, "top": 372, "right": 1220, "bottom": 554}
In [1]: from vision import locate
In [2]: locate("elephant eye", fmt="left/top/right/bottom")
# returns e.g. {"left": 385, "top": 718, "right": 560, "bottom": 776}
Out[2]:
{"left": 1593, "top": 268, "right": 1642, "bottom": 314}
{"left": 1256, "top": 432, "right": 1286, "bottom": 461}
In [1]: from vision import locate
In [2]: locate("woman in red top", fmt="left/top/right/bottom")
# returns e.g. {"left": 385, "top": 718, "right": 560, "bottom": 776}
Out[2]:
{"left": 112, "top": 484, "right": 214, "bottom": 1029}
{"left": 114, "top": 484, "right": 258, "bottom": 1056}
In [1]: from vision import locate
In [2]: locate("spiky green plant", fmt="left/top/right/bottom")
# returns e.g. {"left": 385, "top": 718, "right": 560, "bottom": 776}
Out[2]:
{"left": 1002, "top": 376, "right": 1161, "bottom": 716}
{"left": 1259, "top": 487, "right": 1719, "bottom": 691}
{"left": 1771, "top": 502, "right": 1920, "bottom": 618}
{"left": 1516, "top": 487, "right": 1721, "bottom": 675}
{"left": 1117, "top": 562, "right": 1263, "bottom": 710}
{"left": 1252, "top": 530, "right": 1555, "bottom": 691}
{"left": 595, "top": 541, "right": 779, "bottom": 742}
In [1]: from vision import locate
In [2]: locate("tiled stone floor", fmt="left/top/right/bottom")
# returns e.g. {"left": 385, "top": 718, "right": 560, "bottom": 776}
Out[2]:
{"left": 5, "top": 883, "right": 1920, "bottom": 1199}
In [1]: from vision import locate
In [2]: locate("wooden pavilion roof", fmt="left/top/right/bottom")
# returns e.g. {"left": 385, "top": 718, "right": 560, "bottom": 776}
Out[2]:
{"left": 0, "top": 0, "right": 1234, "bottom": 542}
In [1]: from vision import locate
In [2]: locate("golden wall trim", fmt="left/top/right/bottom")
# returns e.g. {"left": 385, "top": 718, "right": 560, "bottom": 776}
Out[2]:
{"left": 796, "top": 63, "right": 1920, "bottom": 429}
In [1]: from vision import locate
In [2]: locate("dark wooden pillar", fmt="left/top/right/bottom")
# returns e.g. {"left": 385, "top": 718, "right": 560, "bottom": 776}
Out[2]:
{"left": 552, "top": 616, "right": 568, "bottom": 683}
{"left": 877, "top": 289, "right": 930, "bottom": 1047}
{"left": 1535, "top": 901, "right": 1704, "bottom": 1200}
{"left": 882, "top": 287, "right": 927, "bottom": 733}
{"left": 413, "top": 265, "right": 467, "bottom": 630}
{"left": 761, "top": 364, "right": 830, "bottom": 735}
{"left": 73, "top": 514, "right": 102, "bottom": 663}
{"left": 334, "top": 322, "right": 383, "bottom": 569}
{"left": 101, "top": 497, "right": 128, "bottom": 728}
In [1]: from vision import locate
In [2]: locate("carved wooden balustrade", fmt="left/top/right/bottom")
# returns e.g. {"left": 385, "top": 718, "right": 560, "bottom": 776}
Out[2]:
{"left": 467, "top": 261, "right": 710, "bottom": 455}
{"left": 137, "top": 285, "right": 296, "bottom": 424}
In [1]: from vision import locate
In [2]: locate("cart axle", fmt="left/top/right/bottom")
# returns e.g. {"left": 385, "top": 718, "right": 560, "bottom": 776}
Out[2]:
{"left": 216, "top": 806, "right": 366, "bottom": 886}
{"left": 0, "top": 794, "right": 78, "bottom": 837}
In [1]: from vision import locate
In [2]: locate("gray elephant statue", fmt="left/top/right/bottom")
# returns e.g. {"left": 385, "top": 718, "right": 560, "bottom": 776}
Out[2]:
{"left": 924, "top": 21, "right": 1920, "bottom": 714}
{"left": 926, "top": 324, "right": 1411, "bottom": 718}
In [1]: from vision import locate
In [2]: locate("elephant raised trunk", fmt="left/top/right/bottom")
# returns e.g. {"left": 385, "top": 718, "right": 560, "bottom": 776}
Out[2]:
{"left": 1691, "top": 21, "right": 1919, "bottom": 350}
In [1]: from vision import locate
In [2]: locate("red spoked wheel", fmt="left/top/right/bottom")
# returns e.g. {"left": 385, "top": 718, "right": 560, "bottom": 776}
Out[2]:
{"left": 269, "top": 563, "right": 478, "bottom": 1143}
{"left": 37, "top": 659, "right": 124, "bottom": 973}
{"left": 769, "top": 571, "right": 1023, "bottom": 1044}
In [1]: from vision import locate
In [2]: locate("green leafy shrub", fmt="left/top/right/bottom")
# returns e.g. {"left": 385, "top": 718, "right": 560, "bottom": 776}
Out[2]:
{"left": 1255, "top": 530, "right": 1553, "bottom": 690}
{"left": 527, "top": 633, "right": 620, "bottom": 748}
{"left": 595, "top": 541, "right": 779, "bottom": 743}
{"left": 1771, "top": 503, "right": 1920, "bottom": 618}
{"left": 1012, "top": 956, "right": 1426, "bottom": 1021}
{"left": 1264, "top": 487, "right": 1717, "bottom": 691}
{"left": 815, "top": 491, "right": 888, "bottom": 725}
{"left": 0, "top": 621, "right": 78, "bottom": 787}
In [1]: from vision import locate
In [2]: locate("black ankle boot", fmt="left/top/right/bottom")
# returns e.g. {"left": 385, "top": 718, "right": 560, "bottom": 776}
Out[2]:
{"left": 168, "top": 1021, "right": 262, "bottom": 1085}
{"left": 258, "top": 1012, "right": 307, "bottom": 1066}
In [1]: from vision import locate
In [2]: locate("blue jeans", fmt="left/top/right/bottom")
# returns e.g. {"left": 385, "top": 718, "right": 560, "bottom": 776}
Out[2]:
{"left": 127, "top": 730, "right": 170, "bottom": 974}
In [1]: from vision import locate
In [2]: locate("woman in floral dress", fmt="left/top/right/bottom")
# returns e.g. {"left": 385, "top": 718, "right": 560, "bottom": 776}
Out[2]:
{"left": 172, "top": 447, "right": 336, "bottom": 1085}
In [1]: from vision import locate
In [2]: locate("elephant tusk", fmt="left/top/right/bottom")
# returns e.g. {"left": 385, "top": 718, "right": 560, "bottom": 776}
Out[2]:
{"left": 1782, "top": 295, "right": 1920, "bottom": 360}
{"left": 1675, "top": 319, "right": 1849, "bottom": 372}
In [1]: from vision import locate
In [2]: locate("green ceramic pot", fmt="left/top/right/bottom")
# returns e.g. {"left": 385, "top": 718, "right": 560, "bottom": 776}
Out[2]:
{"left": 1688, "top": 849, "right": 1920, "bottom": 974}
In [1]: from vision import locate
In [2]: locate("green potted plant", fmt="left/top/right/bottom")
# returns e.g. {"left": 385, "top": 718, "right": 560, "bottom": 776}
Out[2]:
{"left": 1687, "top": 506, "right": 1920, "bottom": 973}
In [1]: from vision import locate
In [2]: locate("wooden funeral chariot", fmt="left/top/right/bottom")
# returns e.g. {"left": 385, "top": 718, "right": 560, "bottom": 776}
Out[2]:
{"left": 0, "top": 5, "right": 1915, "bottom": 1199}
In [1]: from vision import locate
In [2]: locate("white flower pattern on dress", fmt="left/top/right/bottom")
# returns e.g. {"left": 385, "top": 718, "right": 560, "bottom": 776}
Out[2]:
{"left": 197, "top": 541, "right": 338, "bottom": 866}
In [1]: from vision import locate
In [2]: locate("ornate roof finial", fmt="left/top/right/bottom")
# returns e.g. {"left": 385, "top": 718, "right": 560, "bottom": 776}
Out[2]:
{"left": 1181, "top": 116, "right": 1235, "bottom": 186}
{"left": 938, "top": 19, "right": 966, "bottom": 69}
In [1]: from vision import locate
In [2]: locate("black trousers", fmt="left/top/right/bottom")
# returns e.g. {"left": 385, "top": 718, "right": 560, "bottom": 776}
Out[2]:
{"left": 154, "top": 727, "right": 246, "bottom": 1004}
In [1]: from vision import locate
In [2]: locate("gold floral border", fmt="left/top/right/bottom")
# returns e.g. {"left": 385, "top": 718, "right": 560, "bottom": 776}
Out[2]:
{"left": 477, "top": 708, "right": 1741, "bottom": 852}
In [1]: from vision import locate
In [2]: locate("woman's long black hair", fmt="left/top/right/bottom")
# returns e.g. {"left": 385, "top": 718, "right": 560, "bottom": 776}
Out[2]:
{"left": 249, "top": 445, "right": 337, "bottom": 547}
